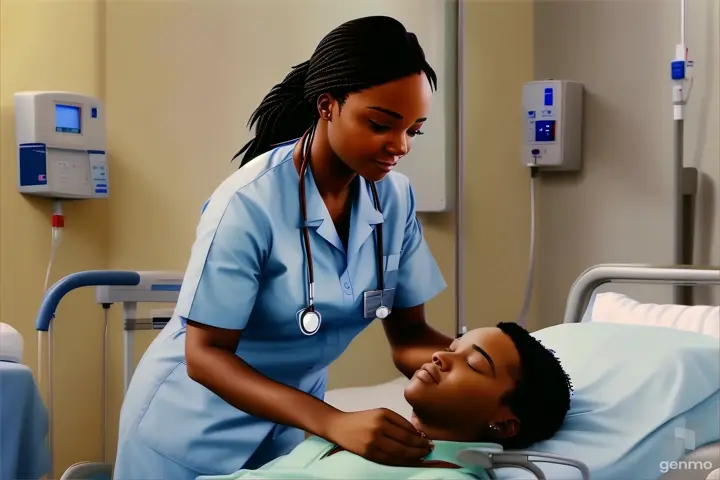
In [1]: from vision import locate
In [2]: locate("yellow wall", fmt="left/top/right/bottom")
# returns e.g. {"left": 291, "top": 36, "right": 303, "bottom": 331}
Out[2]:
{"left": 0, "top": 0, "right": 109, "bottom": 476}
{"left": 1, "top": 0, "right": 534, "bottom": 475}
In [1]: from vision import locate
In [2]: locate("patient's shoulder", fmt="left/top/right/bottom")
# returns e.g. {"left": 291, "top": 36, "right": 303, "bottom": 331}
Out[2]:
{"left": 253, "top": 436, "right": 336, "bottom": 472}
{"left": 291, "top": 436, "right": 337, "bottom": 459}
{"left": 303, "top": 435, "right": 334, "bottom": 447}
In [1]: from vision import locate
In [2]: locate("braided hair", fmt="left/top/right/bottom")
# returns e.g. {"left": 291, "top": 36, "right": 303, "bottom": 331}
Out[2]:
{"left": 233, "top": 16, "right": 438, "bottom": 167}
{"left": 495, "top": 322, "right": 574, "bottom": 449}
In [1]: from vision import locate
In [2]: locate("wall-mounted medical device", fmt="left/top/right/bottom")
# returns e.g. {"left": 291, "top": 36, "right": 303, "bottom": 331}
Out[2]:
{"left": 521, "top": 80, "right": 584, "bottom": 171}
{"left": 15, "top": 91, "right": 108, "bottom": 199}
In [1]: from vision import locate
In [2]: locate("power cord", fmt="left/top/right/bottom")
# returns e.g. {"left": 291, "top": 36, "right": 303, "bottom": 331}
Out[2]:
{"left": 517, "top": 166, "right": 539, "bottom": 327}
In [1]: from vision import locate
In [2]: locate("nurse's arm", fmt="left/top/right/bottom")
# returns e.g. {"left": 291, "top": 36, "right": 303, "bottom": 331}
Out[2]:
{"left": 185, "top": 321, "right": 340, "bottom": 439}
{"left": 183, "top": 191, "right": 346, "bottom": 441}
{"left": 382, "top": 304, "right": 454, "bottom": 379}
{"left": 383, "top": 182, "right": 452, "bottom": 378}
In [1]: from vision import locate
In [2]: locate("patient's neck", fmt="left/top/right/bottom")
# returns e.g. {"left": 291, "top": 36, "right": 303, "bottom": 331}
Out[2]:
{"left": 410, "top": 412, "right": 482, "bottom": 442}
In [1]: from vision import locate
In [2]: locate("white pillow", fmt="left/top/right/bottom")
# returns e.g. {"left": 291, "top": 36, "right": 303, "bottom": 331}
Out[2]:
{"left": 324, "top": 377, "right": 413, "bottom": 419}
{"left": 591, "top": 292, "right": 719, "bottom": 338}
{"left": 0, "top": 322, "right": 24, "bottom": 363}
{"left": 509, "top": 322, "right": 720, "bottom": 480}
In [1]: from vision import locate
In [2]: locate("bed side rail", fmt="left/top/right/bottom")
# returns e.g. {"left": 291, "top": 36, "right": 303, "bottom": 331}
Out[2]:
{"left": 563, "top": 264, "right": 720, "bottom": 324}
{"left": 456, "top": 448, "right": 591, "bottom": 480}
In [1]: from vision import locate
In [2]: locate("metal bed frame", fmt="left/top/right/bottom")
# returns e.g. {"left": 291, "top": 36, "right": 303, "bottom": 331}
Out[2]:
{"left": 563, "top": 263, "right": 720, "bottom": 325}
{"left": 34, "top": 264, "right": 720, "bottom": 480}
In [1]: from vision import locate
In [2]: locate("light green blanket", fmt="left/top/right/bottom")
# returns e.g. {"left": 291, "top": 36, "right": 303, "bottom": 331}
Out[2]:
{"left": 197, "top": 436, "right": 495, "bottom": 480}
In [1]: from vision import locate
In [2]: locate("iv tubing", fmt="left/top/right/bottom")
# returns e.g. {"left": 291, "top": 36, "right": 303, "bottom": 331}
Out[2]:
{"left": 39, "top": 199, "right": 64, "bottom": 471}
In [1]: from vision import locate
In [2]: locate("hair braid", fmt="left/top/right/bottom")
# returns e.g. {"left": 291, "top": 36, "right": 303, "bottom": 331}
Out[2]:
{"left": 233, "top": 16, "right": 438, "bottom": 167}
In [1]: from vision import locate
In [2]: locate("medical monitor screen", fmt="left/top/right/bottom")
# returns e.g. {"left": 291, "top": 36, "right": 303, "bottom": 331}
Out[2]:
{"left": 534, "top": 120, "right": 555, "bottom": 142}
{"left": 55, "top": 104, "right": 81, "bottom": 134}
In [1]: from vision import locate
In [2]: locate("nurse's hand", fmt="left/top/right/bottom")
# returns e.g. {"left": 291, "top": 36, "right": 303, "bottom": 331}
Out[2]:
{"left": 326, "top": 408, "right": 434, "bottom": 466}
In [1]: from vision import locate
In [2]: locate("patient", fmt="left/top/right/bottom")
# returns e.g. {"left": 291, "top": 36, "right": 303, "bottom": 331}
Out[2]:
{"left": 199, "top": 322, "right": 573, "bottom": 480}
{"left": 404, "top": 321, "right": 574, "bottom": 449}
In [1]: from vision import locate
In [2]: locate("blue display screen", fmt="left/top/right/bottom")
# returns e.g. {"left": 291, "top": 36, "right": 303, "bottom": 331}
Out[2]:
{"left": 535, "top": 120, "right": 555, "bottom": 142}
{"left": 55, "top": 104, "right": 81, "bottom": 134}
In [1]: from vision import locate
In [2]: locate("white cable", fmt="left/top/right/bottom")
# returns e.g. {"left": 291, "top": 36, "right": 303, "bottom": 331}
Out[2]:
{"left": 43, "top": 243, "right": 56, "bottom": 294}
{"left": 39, "top": 226, "right": 61, "bottom": 378}
{"left": 46, "top": 229, "right": 62, "bottom": 475}
{"left": 39, "top": 232, "right": 60, "bottom": 476}
{"left": 102, "top": 307, "right": 109, "bottom": 463}
{"left": 38, "top": 200, "right": 64, "bottom": 474}
{"left": 518, "top": 171, "right": 538, "bottom": 327}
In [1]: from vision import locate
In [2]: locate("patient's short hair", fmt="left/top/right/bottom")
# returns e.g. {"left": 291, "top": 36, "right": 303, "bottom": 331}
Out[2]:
{"left": 496, "top": 322, "right": 573, "bottom": 449}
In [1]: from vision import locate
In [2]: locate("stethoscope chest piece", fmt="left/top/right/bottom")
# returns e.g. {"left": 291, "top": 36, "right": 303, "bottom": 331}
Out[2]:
{"left": 296, "top": 126, "right": 389, "bottom": 335}
{"left": 298, "top": 308, "right": 322, "bottom": 336}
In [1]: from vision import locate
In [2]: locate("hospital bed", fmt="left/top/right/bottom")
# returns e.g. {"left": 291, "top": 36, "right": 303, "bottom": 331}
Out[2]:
{"left": 23, "top": 263, "right": 720, "bottom": 480}
{"left": 325, "top": 264, "right": 720, "bottom": 480}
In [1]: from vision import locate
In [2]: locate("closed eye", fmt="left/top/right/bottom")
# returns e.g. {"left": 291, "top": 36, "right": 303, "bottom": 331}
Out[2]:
{"left": 444, "top": 347, "right": 481, "bottom": 373}
{"left": 466, "top": 360, "right": 481, "bottom": 373}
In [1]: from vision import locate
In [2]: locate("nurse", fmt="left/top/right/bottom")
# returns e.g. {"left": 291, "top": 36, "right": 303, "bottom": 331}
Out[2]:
{"left": 114, "top": 15, "right": 452, "bottom": 480}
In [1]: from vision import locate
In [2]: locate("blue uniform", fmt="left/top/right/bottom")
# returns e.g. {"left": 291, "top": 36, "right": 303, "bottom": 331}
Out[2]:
{"left": 113, "top": 139, "right": 447, "bottom": 480}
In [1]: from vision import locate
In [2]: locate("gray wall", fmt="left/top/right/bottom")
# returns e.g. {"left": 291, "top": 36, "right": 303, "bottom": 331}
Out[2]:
{"left": 533, "top": 0, "right": 719, "bottom": 323}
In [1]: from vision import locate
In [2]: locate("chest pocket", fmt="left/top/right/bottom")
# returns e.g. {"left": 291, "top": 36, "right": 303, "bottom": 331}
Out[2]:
{"left": 383, "top": 253, "right": 401, "bottom": 288}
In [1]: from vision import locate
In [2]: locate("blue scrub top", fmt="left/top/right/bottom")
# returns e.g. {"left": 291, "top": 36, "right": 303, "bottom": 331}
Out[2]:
{"left": 114, "top": 139, "right": 446, "bottom": 477}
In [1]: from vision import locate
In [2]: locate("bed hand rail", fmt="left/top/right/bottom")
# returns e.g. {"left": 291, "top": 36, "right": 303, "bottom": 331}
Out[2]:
{"left": 35, "top": 270, "right": 141, "bottom": 331}
{"left": 456, "top": 448, "right": 591, "bottom": 480}
{"left": 563, "top": 264, "right": 720, "bottom": 324}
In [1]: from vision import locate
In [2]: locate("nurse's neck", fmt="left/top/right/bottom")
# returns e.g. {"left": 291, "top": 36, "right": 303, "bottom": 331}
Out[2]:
{"left": 293, "top": 123, "right": 356, "bottom": 200}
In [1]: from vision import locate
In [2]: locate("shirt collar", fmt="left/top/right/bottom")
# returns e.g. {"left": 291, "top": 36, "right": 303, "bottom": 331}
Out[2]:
{"left": 295, "top": 158, "right": 384, "bottom": 257}
{"left": 299, "top": 164, "right": 384, "bottom": 225}
{"left": 425, "top": 441, "right": 504, "bottom": 477}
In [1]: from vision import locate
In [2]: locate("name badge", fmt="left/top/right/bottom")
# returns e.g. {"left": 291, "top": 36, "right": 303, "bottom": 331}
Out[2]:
{"left": 363, "top": 288, "right": 396, "bottom": 319}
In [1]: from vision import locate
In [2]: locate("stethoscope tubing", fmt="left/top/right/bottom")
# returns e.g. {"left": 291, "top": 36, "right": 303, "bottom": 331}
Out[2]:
{"left": 298, "top": 126, "right": 385, "bottom": 312}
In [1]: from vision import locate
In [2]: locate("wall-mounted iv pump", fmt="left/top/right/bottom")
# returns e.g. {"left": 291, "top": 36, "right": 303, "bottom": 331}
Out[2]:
{"left": 515, "top": 80, "right": 584, "bottom": 328}
{"left": 14, "top": 91, "right": 108, "bottom": 199}
{"left": 521, "top": 80, "right": 584, "bottom": 171}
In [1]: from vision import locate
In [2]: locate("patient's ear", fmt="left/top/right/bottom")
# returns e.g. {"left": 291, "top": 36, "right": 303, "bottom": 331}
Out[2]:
{"left": 488, "top": 417, "right": 520, "bottom": 439}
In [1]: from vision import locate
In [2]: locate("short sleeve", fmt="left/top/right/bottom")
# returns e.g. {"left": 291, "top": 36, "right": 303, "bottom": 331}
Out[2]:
{"left": 393, "top": 184, "right": 447, "bottom": 308}
{"left": 175, "top": 191, "right": 270, "bottom": 330}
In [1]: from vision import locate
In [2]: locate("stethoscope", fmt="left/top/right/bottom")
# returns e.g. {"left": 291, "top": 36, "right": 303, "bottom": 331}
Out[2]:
{"left": 297, "top": 126, "right": 389, "bottom": 336}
